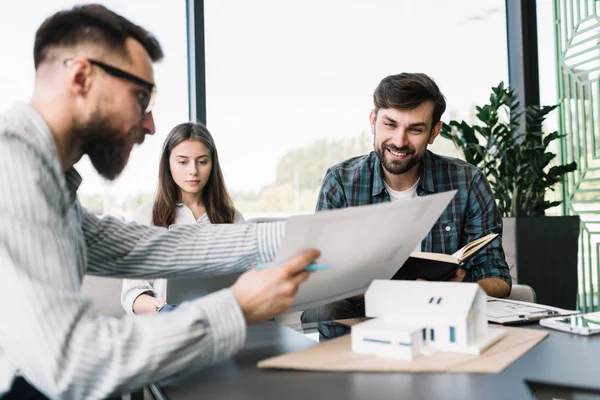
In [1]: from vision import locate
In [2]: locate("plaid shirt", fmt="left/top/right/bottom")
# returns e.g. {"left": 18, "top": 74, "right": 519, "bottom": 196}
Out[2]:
{"left": 316, "top": 150, "right": 511, "bottom": 286}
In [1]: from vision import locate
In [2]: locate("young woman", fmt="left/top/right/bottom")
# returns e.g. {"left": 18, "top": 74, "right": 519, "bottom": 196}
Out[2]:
{"left": 121, "top": 122, "right": 244, "bottom": 314}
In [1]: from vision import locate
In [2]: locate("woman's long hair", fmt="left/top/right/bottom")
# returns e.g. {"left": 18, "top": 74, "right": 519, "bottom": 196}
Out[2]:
{"left": 152, "top": 122, "right": 236, "bottom": 227}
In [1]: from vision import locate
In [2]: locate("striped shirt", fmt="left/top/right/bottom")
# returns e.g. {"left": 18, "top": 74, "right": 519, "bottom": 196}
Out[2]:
{"left": 316, "top": 151, "right": 511, "bottom": 285}
{"left": 0, "top": 103, "right": 285, "bottom": 399}
{"left": 121, "top": 202, "right": 245, "bottom": 314}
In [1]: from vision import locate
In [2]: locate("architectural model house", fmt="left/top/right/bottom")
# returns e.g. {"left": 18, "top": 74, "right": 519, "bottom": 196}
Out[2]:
{"left": 351, "top": 280, "right": 506, "bottom": 360}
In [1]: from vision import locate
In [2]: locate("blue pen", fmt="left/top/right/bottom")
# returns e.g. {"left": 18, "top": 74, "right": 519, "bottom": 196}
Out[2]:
{"left": 256, "top": 262, "right": 331, "bottom": 272}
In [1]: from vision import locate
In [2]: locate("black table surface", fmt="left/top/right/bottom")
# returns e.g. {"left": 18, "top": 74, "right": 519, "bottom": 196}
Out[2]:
{"left": 154, "top": 321, "right": 600, "bottom": 400}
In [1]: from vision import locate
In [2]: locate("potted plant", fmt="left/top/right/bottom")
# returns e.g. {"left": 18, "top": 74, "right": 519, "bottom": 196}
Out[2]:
{"left": 440, "top": 82, "right": 580, "bottom": 309}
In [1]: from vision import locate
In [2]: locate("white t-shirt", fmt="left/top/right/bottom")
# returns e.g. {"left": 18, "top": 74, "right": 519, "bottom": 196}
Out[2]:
{"left": 383, "top": 179, "right": 419, "bottom": 201}
{"left": 383, "top": 179, "right": 421, "bottom": 252}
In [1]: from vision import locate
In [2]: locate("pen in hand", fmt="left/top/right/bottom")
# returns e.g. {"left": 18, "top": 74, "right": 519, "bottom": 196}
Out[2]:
{"left": 256, "top": 262, "right": 330, "bottom": 272}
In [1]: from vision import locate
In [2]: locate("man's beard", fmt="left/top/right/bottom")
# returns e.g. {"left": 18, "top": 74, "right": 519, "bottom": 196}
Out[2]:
{"left": 76, "top": 112, "right": 143, "bottom": 180}
{"left": 375, "top": 141, "right": 423, "bottom": 175}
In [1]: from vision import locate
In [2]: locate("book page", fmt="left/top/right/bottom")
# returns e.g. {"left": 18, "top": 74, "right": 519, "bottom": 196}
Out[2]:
{"left": 409, "top": 251, "right": 458, "bottom": 264}
{"left": 452, "top": 233, "right": 498, "bottom": 261}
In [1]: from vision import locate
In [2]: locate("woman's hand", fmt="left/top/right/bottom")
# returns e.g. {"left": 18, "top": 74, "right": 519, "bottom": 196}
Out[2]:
{"left": 133, "top": 294, "right": 167, "bottom": 314}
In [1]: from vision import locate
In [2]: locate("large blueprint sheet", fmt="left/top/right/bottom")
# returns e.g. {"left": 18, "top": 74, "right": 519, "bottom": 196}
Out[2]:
{"left": 277, "top": 190, "right": 457, "bottom": 311}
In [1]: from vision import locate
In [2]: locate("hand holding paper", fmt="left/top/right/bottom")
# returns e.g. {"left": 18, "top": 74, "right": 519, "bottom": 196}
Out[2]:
{"left": 230, "top": 249, "right": 320, "bottom": 324}
{"left": 274, "top": 190, "right": 458, "bottom": 311}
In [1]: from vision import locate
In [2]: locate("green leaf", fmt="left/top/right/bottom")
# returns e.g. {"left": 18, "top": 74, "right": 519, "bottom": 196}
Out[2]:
{"left": 441, "top": 82, "right": 576, "bottom": 216}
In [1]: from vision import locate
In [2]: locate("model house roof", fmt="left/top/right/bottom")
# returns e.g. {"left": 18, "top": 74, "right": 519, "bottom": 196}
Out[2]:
{"left": 365, "top": 280, "right": 485, "bottom": 321}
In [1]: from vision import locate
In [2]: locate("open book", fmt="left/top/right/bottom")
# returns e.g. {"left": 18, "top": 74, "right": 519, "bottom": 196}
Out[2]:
{"left": 392, "top": 233, "right": 499, "bottom": 281}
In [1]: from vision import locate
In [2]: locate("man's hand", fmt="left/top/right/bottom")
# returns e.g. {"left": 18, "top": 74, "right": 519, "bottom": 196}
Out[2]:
{"left": 447, "top": 268, "right": 466, "bottom": 282}
{"left": 230, "top": 249, "right": 320, "bottom": 324}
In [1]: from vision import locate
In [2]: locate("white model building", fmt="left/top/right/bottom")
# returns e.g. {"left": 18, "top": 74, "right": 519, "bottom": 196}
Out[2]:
{"left": 351, "top": 280, "right": 506, "bottom": 360}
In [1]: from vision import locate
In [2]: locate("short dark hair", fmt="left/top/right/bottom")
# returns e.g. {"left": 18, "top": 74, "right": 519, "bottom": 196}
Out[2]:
{"left": 34, "top": 4, "right": 163, "bottom": 69}
{"left": 373, "top": 73, "right": 447, "bottom": 125}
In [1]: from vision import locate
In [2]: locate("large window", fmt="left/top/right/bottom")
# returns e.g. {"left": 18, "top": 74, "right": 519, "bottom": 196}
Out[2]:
{"left": 0, "top": 0, "right": 189, "bottom": 218}
{"left": 204, "top": 0, "right": 509, "bottom": 218}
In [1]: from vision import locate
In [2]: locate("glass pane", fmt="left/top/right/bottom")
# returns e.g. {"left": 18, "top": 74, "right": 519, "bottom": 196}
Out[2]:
{"left": 537, "top": 0, "right": 563, "bottom": 215}
{"left": 205, "top": 0, "right": 508, "bottom": 217}
{"left": 0, "top": 0, "right": 189, "bottom": 218}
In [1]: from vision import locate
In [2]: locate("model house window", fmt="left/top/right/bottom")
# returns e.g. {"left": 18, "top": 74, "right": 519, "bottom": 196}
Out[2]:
{"left": 450, "top": 326, "right": 456, "bottom": 343}
{"left": 422, "top": 328, "right": 426, "bottom": 341}
{"left": 430, "top": 329, "right": 435, "bottom": 341}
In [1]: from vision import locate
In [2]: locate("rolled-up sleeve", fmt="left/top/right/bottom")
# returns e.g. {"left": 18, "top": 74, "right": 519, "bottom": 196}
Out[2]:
{"left": 121, "top": 279, "right": 155, "bottom": 314}
{"left": 462, "top": 171, "right": 512, "bottom": 287}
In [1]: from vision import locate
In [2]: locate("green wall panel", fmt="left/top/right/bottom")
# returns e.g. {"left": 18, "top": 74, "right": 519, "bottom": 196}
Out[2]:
{"left": 555, "top": 0, "right": 600, "bottom": 311}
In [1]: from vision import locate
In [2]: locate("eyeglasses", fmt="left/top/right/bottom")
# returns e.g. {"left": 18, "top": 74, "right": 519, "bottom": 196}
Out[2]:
{"left": 64, "top": 58, "right": 156, "bottom": 115}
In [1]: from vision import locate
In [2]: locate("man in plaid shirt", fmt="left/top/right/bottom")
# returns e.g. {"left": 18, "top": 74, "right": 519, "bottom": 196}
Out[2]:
{"left": 301, "top": 73, "right": 511, "bottom": 326}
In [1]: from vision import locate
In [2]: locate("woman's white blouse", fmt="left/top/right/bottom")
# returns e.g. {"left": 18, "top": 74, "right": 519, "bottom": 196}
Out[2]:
{"left": 120, "top": 202, "right": 245, "bottom": 314}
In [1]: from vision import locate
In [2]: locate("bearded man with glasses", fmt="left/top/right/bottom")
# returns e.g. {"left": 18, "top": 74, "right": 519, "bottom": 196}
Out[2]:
{"left": 0, "top": 5, "right": 318, "bottom": 400}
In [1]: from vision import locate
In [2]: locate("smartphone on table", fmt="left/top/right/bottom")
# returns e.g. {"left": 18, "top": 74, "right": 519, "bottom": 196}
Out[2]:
{"left": 539, "top": 311, "right": 600, "bottom": 336}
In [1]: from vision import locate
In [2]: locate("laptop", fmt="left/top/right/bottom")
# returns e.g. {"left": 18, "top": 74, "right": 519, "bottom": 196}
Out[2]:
{"left": 166, "top": 272, "right": 243, "bottom": 305}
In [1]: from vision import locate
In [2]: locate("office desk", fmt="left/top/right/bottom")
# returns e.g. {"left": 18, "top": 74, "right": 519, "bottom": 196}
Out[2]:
{"left": 153, "top": 321, "right": 600, "bottom": 400}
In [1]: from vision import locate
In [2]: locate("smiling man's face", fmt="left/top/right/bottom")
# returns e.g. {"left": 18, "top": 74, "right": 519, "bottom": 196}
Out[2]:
{"left": 371, "top": 100, "right": 441, "bottom": 176}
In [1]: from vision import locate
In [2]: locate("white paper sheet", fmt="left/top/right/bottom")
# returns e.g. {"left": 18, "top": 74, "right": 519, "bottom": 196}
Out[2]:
{"left": 276, "top": 190, "right": 457, "bottom": 311}
{"left": 486, "top": 297, "right": 579, "bottom": 325}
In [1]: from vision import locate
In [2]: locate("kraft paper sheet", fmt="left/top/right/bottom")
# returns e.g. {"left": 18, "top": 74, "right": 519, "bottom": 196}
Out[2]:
{"left": 258, "top": 324, "right": 547, "bottom": 374}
